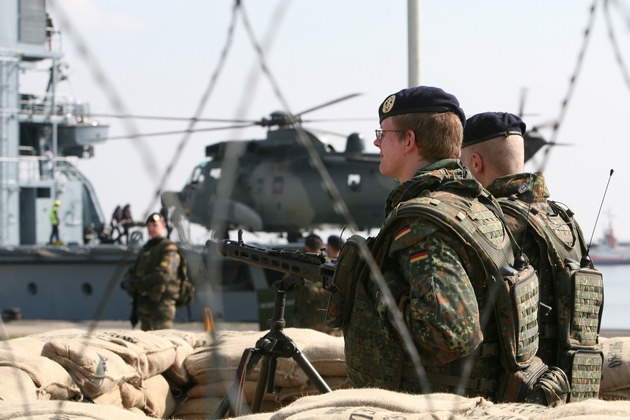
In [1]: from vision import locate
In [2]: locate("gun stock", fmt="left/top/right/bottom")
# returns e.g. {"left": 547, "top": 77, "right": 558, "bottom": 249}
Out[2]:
{"left": 217, "top": 240, "right": 336, "bottom": 289}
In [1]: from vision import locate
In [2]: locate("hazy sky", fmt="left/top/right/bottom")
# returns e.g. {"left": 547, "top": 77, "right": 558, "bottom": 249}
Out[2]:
{"left": 27, "top": 0, "right": 630, "bottom": 244}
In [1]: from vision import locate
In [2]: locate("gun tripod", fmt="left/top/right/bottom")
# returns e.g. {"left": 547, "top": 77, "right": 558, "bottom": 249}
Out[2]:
{"left": 212, "top": 277, "right": 331, "bottom": 418}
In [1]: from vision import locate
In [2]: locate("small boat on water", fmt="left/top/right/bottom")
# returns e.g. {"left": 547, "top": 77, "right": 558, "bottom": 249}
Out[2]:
{"left": 589, "top": 224, "right": 630, "bottom": 266}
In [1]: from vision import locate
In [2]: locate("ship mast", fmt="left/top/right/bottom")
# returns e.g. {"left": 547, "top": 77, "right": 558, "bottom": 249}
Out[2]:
{"left": 407, "top": 0, "right": 422, "bottom": 87}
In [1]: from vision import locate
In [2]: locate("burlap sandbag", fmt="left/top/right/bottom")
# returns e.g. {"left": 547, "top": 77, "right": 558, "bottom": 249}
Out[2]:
{"left": 145, "top": 333, "right": 195, "bottom": 387}
{"left": 599, "top": 336, "right": 630, "bottom": 398}
{"left": 148, "top": 328, "right": 213, "bottom": 349}
{"left": 187, "top": 375, "right": 351, "bottom": 404}
{"left": 92, "top": 386, "right": 124, "bottom": 408}
{"left": 89, "top": 330, "right": 177, "bottom": 379}
{"left": 0, "top": 337, "right": 48, "bottom": 357}
{"left": 42, "top": 339, "right": 141, "bottom": 398}
{"left": 0, "top": 349, "right": 81, "bottom": 401}
{"left": 185, "top": 328, "right": 346, "bottom": 387}
{"left": 0, "top": 400, "right": 152, "bottom": 420}
{"left": 0, "top": 366, "right": 38, "bottom": 401}
{"left": 120, "top": 382, "right": 145, "bottom": 410}
{"left": 143, "top": 374, "right": 176, "bottom": 418}
{"left": 173, "top": 395, "right": 279, "bottom": 419}
{"left": 251, "top": 389, "right": 492, "bottom": 420}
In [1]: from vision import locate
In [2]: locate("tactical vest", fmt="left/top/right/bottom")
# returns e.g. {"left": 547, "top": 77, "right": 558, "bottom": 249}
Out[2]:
{"left": 132, "top": 238, "right": 182, "bottom": 301}
{"left": 498, "top": 197, "right": 604, "bottom": 402}
{"left": 342, "top": 190, "right": 556, "bottom": 403}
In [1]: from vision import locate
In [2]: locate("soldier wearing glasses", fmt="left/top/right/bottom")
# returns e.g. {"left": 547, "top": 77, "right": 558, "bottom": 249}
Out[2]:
{"left": 341, "top": 86, "right": 520, "bottom": 401}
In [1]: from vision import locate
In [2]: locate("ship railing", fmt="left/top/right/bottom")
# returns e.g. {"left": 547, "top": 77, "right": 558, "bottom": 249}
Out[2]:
{"left": 18, "top": 92, "right": 93, "bottom": 123}
{"left": 0, "top": 153, "right": 79, "bottom": 183}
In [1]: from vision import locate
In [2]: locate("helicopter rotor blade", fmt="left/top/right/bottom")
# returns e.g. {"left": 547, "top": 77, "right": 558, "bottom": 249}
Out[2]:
{"left": 100, "top": 123, "right": 257, "bottom": 141}
{"left": 295, "top": 93, "right": 362, "bottom": 117}
{"left": 91, "top": 113, "right": 257, "bottom": 124}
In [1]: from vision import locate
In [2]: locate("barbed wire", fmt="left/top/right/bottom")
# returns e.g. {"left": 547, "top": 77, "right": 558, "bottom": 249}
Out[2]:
{"left": 539, "top": 0, "right": 599, "bottom": 172}
{"left": 604, "top": 0, "right": 630, "bottom": 93}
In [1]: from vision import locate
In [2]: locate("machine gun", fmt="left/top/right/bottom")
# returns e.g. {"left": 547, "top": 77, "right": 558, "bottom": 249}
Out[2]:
{"left": 217, "top": 232, "right": 337, "bottom": 291}
{"left": 211, "top": 230, "right": 335, "bottom": 417}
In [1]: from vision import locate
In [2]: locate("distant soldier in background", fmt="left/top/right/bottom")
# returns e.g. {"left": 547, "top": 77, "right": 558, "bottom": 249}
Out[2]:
{"left": 293, "top": 233, "right": 337, "bottom": 334}
{"left": 48, "top": 199, "right": 61, "bottom": 244}
{"left": 121, "top": 212, "right": 181, "bottom": 331}
{"left": 326, "top": 234, "right": 343, "bottom": 261}
{"left": 460, "top": 112, "right": 603, "bottom": 401}
{"left": 121, "top": 204, "right": 133, "bottom": 244}
{"left": 110, "top": 205, "right": 123, "bottom": 243}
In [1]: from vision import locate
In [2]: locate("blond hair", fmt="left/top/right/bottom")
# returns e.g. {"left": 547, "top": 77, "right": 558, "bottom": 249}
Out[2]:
{"left": 393, "top": 112, "right": 463, "bottom": 161}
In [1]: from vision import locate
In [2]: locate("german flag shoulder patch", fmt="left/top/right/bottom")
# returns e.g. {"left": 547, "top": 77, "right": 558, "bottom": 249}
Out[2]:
{"left": 395, "top": 225, "right": 411, "bottom": 241}
{"left": 410, "top": 251, "right": 428, "bottom": 263}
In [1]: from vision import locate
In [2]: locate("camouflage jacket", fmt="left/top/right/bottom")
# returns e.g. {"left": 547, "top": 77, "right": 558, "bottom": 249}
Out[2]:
{"left": 125, "top": 237, "right": 181, "bottom": 305}
{"left": 344, "top": 159, "right": 507, "bottom": 398}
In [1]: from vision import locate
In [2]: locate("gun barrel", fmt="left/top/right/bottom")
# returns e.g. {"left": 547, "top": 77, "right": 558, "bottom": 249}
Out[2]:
{"left": 218, "top": 240, "right": 334, "bottom": 286}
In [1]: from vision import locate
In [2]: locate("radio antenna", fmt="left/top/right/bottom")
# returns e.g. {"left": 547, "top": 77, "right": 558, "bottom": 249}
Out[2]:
{"left": 583, "top": 169, "right": 614, "bottom": 266}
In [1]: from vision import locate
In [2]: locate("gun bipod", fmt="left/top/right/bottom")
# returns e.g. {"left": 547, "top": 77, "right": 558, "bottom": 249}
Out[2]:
{"left": 212, "top": 278, "right": 331, "bottom": 418}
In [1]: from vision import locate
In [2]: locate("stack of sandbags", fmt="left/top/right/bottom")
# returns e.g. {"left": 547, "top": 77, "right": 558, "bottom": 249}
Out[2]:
{"left": 174, "top": 328, "right": 350, "bottom": 419}
{"left": 599, "top": 336, "right": 630, "bottom": 400}
{"left": 0, "top": 328, "right": 213, "bottom": 418}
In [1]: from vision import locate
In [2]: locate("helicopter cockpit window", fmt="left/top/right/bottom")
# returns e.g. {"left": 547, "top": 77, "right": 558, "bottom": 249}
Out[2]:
{"left": 347, "top": 174, "right": 361, "bottom": 191}
{"left": 190, "top": 167, "right": 204, "bottom": 184}
{"left": 209, "top": 168, "right": 221, "bottom": 179}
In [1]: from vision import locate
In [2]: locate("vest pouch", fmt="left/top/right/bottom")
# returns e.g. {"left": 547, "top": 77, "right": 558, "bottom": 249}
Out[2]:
{"left": 494, "top": 264, "right": 540, "bottom": 370}
{"left": 559, "top": 349, "right": 603, "bottom": 402}
{"left": 555, "top": 260, "right": 604, "bottom": 350}
{"left": 325, "top": 235, "right": 369, "bottom": 329}
{"left": 497, "top": 356, "right": 549, "bottom": 403}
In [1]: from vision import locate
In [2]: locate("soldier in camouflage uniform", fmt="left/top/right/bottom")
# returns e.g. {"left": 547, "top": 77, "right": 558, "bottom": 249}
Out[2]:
{"left": 121, "top": 212, "right": 180, "bottom": 331}
{"left": 343, "top": 86, "right": 514, "bottom": 400}
{"left": 292, "top": 234, "right": 338, "bottom": 334}
{"left": 461, "top": 112, "right": 603, "bottom": 401}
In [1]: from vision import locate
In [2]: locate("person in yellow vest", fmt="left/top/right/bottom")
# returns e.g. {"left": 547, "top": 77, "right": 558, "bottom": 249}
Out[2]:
{"left": 49, "top": 199, "right": 61, "bottom": 244}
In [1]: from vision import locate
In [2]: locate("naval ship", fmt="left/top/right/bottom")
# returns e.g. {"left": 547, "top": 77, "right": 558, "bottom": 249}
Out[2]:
{"left": 0, "top": 0, "right": 273, "bottom": 325}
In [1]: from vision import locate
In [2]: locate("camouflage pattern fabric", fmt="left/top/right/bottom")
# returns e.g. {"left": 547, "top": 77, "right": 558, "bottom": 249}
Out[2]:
{"left": 123, "top": 237, "right": 181, "bottom": 331}
{"left": 344, "top": 159, "right": 503, "bottom": 399}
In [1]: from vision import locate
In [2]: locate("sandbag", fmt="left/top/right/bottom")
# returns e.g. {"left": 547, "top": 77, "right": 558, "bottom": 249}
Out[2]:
{"left": 148, "top": 328, "right": 213, "bottom": 349}
{"left": 143, "top": 374, "right": 176, "bottom": 418}
{"left": 0, "top": 349, "right": 81, "bottom": 401}
{"left": 120, "top": 382, "right": 145, "bottom": 410}
{"left": 0, "top": 366, "right": 39, "bottom": 401}
{"left": 599, "top": 336, "right": 630, "bottom": 399}
{"left": 0, "top": 400, "right": 152, "bottom": 420}
{"left": 42, "top": 339, "right": 141, "bottom": 398}
{"left": 173, "top": 395, "right": 278, "bottom": 419}
{"left": 146, "top": 333, "right": 195, "bottom": 387}
{"left": 185, "top": 328, "right": 346, "bottom": 387}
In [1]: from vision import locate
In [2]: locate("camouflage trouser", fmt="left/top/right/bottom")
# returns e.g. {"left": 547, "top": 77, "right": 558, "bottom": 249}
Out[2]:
{"left": 138, "top": 299, "right": 176, "bottom": 331}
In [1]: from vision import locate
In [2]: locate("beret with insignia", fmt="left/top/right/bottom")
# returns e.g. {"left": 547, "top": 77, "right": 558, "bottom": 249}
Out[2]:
{"left": 378, "top": 85, "right": 466, "bottom": 127}
{"left": 145, "top": 212, "right": 164, "bottom": 225}
{"left": 462, "top": 112, "right": 526, "bottom": 148}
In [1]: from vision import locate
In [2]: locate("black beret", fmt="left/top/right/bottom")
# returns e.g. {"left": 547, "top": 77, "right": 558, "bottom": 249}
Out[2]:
{"left": 145, "top": 212, "right": 164, "bottom": 225}
{"left": 462, "top": 112, "right": 526, "bottom": 148}
{"left": 378, "top": 86, "right": 466, "bottom": 127}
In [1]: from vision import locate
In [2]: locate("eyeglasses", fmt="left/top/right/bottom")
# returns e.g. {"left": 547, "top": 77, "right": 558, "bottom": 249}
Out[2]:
{"left": 375, "top": 129, "right": 403, "bottom": 140}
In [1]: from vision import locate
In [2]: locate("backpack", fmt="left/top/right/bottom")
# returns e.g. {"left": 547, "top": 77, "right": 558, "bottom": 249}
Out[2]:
{"left": 498, "top": 198, "right": 604, "bottom": 402}
{"left": 174, "top": 247, "right": 195, "bottom": 307}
